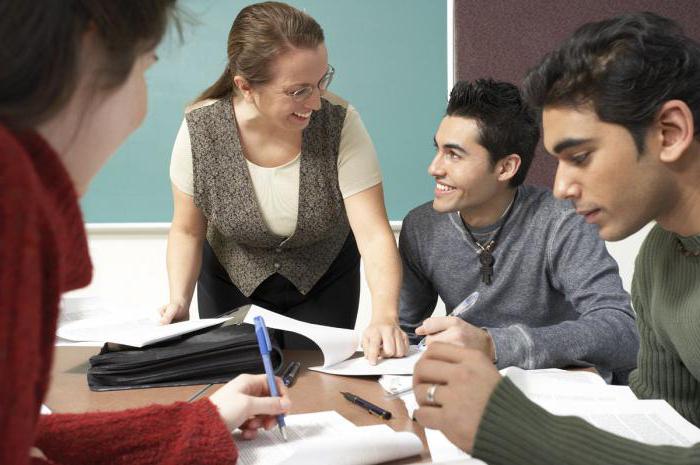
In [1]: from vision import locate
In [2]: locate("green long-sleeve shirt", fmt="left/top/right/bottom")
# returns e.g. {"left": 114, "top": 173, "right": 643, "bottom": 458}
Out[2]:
{"left": 473, "top": 225, "right": 700, "bottom": 465}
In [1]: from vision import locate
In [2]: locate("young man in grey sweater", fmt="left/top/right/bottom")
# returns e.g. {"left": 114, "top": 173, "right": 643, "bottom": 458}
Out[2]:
{"left": 399, "top": 79, "right": 639, "bottom": 381}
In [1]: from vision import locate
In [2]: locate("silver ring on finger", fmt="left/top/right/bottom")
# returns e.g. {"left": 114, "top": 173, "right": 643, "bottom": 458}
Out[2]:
{"left": 426, "top": 383, "right": 439, "bottom": 406}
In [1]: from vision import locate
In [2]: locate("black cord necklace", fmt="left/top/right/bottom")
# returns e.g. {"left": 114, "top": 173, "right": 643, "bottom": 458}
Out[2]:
{"left": 462, "top": 190, "right": 518, "bottom": 285}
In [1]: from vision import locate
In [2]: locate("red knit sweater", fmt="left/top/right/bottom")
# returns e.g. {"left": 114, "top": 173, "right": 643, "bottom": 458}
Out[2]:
{"left": 0, "top": 124, "right": 238, "bottom": 465}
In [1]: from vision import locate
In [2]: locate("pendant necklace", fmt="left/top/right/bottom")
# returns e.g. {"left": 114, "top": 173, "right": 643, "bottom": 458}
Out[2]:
{"left": 462, "top": 191, "right": 518, "bottom": 285}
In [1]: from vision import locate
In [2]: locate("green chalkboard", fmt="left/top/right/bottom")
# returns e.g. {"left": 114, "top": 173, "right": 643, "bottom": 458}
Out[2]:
{"left": 81, "top": 0, "right": 447, "bottom": 222}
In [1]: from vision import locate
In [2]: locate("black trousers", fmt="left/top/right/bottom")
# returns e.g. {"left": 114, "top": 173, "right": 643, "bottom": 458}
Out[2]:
{"left": 197, "top": 232, "right": 361, "bottom": 349}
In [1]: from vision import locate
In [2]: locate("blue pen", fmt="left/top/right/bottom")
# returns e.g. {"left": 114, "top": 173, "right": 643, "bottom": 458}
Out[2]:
{"left": 253, "top": 316, "right": 287, "bottom": 441}
{"left": 418, "top": 291, "right": 480, "bottom": 350}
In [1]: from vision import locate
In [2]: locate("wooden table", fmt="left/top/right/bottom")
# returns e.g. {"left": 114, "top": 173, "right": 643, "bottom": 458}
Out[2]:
{"left": 46, "top": 347, "right": 433, "bottom": 463}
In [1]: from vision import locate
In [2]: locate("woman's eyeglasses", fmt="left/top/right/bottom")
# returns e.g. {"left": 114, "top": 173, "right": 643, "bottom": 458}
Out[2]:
{"left": 285, "top": 65, "right": 335, "bottom": 102}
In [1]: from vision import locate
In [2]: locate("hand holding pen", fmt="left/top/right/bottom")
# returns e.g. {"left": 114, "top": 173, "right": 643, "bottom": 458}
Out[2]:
{"left": 415, "top": 292, "right": 494, "bottom": 362}
{"left": 208, "top": 373, "right": 291, "bottom": 439}
{"left": 417, "top": 291, "right": 479, "bottom": 350}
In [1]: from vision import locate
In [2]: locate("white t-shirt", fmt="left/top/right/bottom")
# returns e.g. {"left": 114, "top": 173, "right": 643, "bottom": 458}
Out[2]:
{"left": 169, "top": 100, "right": 382, "bottom": 237}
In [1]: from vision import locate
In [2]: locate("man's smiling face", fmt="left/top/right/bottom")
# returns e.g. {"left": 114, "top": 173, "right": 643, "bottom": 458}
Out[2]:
{"left": 429, "top": 116, "right": 502, "bottom": 216}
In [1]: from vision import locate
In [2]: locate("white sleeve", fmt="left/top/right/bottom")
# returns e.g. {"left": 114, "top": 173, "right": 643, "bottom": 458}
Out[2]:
{"left": 337, "top": 105, "right": 383, "bottom": 199}
{"left": 169, "top": 118, "right": 194, "bottom": 196}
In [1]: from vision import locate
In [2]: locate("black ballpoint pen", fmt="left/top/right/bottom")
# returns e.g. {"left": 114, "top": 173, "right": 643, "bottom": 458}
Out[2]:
{"left": 341, "top": 391, "right": 392, "bottom": 420}
{"left": 282, "top": 361, "right": 301, "bottom": 387}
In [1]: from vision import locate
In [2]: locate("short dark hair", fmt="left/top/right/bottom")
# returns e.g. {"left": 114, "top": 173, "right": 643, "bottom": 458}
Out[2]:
{"left": 446, "top": 79, "right": 539, "bottom": 187}
{"left": 0, "top": 0, "right": 180, "bottom": 130}
{"left": 523, "top": 12, "right": 700, "bottom": 153}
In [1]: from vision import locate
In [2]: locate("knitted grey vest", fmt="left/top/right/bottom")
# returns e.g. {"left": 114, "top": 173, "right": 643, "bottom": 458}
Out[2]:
{"left": 186, "top": 96, "right": 350, "bottom": 296}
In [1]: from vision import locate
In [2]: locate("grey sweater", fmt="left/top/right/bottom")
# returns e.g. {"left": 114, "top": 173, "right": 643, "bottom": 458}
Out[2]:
{"left": 399, "top": 185, "right": 639, "bottom": 378}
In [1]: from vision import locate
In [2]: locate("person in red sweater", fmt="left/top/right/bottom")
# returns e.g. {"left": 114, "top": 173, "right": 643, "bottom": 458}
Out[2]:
{"left": 0, "top": 2, "right": 291, "bottom": 464}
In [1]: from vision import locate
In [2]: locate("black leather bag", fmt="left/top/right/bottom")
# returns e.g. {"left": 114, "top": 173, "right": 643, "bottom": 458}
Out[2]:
{"left": 87, "top": 323, "right": 283, "bottom": 391}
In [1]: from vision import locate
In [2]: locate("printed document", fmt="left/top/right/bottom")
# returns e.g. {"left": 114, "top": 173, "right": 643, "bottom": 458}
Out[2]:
{"left": 538, "top": 399, "right": 700, "bottom": 447}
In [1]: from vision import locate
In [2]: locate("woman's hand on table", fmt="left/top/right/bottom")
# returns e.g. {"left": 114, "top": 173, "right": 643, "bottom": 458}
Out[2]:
{"left": 361, "top": 318, "right": 409, "bottom": 365}
{"left": 158, "top": 300, "right": 189, "bottom": 324}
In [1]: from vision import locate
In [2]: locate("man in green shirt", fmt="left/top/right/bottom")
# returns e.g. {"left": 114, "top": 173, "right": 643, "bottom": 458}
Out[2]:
{"left": 412, "top": 12, "right": 700, "bottom": 465}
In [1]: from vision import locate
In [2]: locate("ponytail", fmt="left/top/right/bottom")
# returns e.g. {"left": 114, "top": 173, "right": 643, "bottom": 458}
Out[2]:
{"left": 195, "top": 65, "right": 234, "bottom": 103}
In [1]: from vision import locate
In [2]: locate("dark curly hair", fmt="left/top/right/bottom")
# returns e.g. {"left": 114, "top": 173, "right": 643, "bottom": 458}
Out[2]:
{"left": 523, "top": 12, "right": 700, "bottom": 154}
{"left": 446, "top": 79, "right": 540, "bottom": 187}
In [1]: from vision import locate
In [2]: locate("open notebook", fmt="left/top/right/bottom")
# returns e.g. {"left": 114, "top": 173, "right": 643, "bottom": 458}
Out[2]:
{"left": 243, "top": 306, "right": 421, "bottom": 375}
{"left": 235, "top": 411, "right": 423, "bottom": 465}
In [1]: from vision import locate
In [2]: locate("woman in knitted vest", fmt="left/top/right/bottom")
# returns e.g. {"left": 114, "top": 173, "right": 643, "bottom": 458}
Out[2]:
{"left": 159, "top": 2, "right": 408, "bottom": 364}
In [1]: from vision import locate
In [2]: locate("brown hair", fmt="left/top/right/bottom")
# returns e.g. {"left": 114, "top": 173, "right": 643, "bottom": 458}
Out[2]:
{"left": 0, "top": 0, "right": 179, "bottom": 130}
{"left": 196, "top": 1, "right": 324, "bottom": 102}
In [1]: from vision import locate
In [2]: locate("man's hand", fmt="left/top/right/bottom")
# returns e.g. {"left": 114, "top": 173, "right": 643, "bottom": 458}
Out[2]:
{"left": 416, "top": 317, "right": 495, "bottom": 361}
{"left": 209, "top": 374, "right": 291, "bottom": 438}
{"left": 362, "top": 318, "right": 409, "bottom": 365}
{"left": 413, "top": 343, "right": 501, "bottom": 453}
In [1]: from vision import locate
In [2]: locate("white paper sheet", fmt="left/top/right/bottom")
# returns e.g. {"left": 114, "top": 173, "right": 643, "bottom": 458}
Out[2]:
{"left": 244, "top": 306, "right": 358, "bottom": 367}
{"left": 501, "top": 367, "right": 637, "bottom": 404}
{"left": 309, "top": 346, "right": 423, "bottom": 375}
{"left": 424, "top": 427, "right": 487, "bottom": 464}
{"left": 56, "top": 315, "right": 231, "bottom": 347}
{"left": 235, "top": 411, "right": 423, "bottom": 465}
{"left": 378, "top": 374, "right": 413, "bottom": 396}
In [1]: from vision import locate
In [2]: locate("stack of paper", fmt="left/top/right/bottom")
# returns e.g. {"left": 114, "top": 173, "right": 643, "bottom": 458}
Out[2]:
{"left": 235, "top": 411, "right": 423, "bottom": 465}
